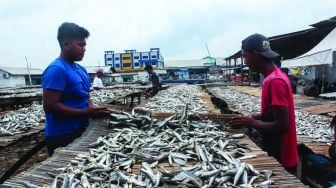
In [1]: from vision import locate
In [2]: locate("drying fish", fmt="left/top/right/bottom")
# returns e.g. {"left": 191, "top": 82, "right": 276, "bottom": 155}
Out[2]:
{"left": 144, "top": 84, "right": 208, "bottom": 114}
{"left": 52, "top": 106, "right": 274, "bottom": 187}
{"left": 0, "top": 104, "right": 44, "bottom": 136}
{"left": 90, "top": 87, "right": 142, "bottom": 105}
{"left": 208, "top": 86, "right": 334, "bottom": 144}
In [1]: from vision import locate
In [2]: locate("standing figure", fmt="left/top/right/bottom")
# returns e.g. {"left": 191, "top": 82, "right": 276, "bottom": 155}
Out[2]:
{"left": 229, "top": 33, "right": 298, "bottom": 174}
{"left": 42, "top": 22, "right": 110, "bottom": 156}
{"left": 92, "top": 68, "right": 105, "bottom": 90}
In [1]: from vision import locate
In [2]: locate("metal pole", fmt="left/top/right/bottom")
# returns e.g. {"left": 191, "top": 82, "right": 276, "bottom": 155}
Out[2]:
{"left": 321, "top": 66, "right": 326, "bottom": 94}
{"left": 205, "top": 43, "right": 211, "bottom": 56}
{"left": 25, "top": 56, "right": 32, "bottom": 85}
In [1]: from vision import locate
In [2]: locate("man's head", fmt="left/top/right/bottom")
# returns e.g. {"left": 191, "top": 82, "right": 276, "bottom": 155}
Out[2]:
{"left": 144, "top": 65, "right": 153, "bottom": 73}
{"left": 96, "top": 68, "right": 104, "bottom": 77}
{"left": 241, "top": 33, "right": 279, "bottom": 72}
{"left": 57, "top": 22, "right": 90, "bottom": 62}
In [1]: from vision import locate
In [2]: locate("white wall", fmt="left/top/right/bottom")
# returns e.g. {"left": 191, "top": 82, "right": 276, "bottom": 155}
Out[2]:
{"left": 114, "top": 53, "right": 121, "bottom": 70}
{"left": 105, "top": 53, "right": 113, "bottom": 65}
{"left": 133, "top": 52, "right": 140, "bottom": 68}
{"left": 0, "top": 70, "right": 26, "bottom": 88}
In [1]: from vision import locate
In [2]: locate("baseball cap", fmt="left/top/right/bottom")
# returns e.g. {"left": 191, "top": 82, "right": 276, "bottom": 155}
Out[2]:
{"left": 242, "top": 33, "right": 279, "bottom": 58}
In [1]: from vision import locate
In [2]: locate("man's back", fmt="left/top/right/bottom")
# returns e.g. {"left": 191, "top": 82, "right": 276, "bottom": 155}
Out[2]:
{"left": 261, "top": 67, "right": 298, "bottom": 168}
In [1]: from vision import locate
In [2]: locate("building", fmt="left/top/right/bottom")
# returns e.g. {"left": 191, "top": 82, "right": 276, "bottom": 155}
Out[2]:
{"left": 0, "top": 67, "right": 43, "bottom": 88}
{"left": 104, "top": 48, "right": 164, "bottom": 72}
{"left": 202, "top": 56, "right": 217, "bottom": 67}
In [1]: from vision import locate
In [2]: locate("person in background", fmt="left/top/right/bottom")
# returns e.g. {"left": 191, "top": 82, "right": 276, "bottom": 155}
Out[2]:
{"left": 329, "top": 116, "right": 336, "bottom": 162}
{"left": 42, "top": 22, "right": 110, "bottom": 156}
{"left": 229, "top": 33, "right": 298, "bottom": 174}
{"left": 144, "top": 65, "right": 162, "bottom": 97}
{"left": 92, "top": 68, "right": 105, "bottom": 90}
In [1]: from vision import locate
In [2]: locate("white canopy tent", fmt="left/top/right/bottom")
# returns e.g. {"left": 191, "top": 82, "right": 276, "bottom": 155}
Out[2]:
{"left": 282, "top": 28, "right": 336, "bottom": 68}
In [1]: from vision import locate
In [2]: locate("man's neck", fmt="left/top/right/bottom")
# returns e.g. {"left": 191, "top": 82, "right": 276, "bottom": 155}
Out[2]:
{"left": 60, "top": 52, "right": 74, "bottom": 64}
{"left": 261, "top": 61, "right": 276, "bottom": 76}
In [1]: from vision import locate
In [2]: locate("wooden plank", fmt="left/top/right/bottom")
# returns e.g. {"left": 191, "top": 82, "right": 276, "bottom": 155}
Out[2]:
{"left": 297, "top": 135, "right": 330, "bottom": 157}
{"left": 0, "top": 125, "right": 44, "bottom": 148}
{"left": 3, "top": 118, "right": 305, "bottom": 187}
{"left": 302, "top": 103, "right": 336, "bottom": 114}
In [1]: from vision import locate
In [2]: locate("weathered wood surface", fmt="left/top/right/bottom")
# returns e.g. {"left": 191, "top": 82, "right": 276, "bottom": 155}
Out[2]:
{"left": 3, "top": 117, "right": 305, "bottom": 187}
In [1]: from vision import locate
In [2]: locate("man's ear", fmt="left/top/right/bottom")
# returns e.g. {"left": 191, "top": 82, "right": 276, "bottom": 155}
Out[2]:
{"left": 62, "top": 40, "right": 71, "bottom": 50}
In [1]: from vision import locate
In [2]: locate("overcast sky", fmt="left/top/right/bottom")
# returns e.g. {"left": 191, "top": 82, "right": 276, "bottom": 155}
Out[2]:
{"left": 0, "top": 0, "right": 335, "bottom": 69}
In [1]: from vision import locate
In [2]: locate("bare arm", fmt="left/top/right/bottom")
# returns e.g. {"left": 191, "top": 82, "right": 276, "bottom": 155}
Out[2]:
{"left": 230, "top": 105, "right": 290, "bottom": 133}
{"left": 43, "top": 89, "right": 110, "bottom": 118}
{"left": 250, "top": 113, "right": 262, "bottom": 120}
{"left": 251, "top": 106, "right": 289, "bottom": 133}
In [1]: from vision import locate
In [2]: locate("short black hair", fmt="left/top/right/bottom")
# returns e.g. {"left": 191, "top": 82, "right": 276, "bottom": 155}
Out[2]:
{"left": 144, "top": 65, "right": 153, "bottom": 71}
{"left": 57, "top": 22, "right": 90, "bottom": 47}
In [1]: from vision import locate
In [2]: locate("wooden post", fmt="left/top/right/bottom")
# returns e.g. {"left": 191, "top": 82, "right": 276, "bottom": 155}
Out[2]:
{"left": 241, "top": 56, "right": 243, "bottom": 84}
{"left": 234, "top": 59, "right": 237, "bottom": 83}
{"left": 229, "top": 59, "right": 231, "bottom": 82}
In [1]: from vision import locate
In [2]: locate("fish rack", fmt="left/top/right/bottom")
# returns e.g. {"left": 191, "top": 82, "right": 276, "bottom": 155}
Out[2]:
{"left": 110, "top": 91, "right": 143, "bottom": 108}
{"left": 0, "top": 96, "right": 42, "bottom": 110}
{"left": 207, "top": 86, "right": 332, "bottom": 156}
{"left": 3, "top": 113, "right": 306, "bottom": 187}
{"left": 0, "top": 125, "right": 44, "bottom": 148}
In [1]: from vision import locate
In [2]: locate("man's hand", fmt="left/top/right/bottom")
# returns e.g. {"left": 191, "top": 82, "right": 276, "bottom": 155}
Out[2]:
{"left": 228, "top": 115, "right": 255, "bottom": 129}
{"left": 85, "top": 106, "right": 110, "bottom": 118}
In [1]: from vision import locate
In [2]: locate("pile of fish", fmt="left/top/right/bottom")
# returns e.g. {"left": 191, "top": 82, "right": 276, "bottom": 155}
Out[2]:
{"left": 50, "top": 107, "right": 274, "bottom": 187}
{"left": 296, "top": 110, "right": 333, "bottom": 144}
{"left": 144, "top": 85, "right": 208, "bottom": 114}
{"left": 0, "top": 104, "right": 45, "bottom": 136}
{"left": 207, "top": 87, "right": 260, "bottom": 113}
{"left": 90, "top": 88, "right": 141, "bottom": 105}
{"left": 207, "top": 86, "right": 334, "bottom": 144}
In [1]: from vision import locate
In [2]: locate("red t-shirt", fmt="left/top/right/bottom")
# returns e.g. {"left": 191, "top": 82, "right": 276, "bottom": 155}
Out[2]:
{"left": 261, "top": 67, "right": 298, "bottom": 168}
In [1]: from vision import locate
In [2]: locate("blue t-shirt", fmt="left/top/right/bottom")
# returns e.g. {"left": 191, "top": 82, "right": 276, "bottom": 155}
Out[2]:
{"left": 41, "top": 58, "right": 91, "bottom": 137}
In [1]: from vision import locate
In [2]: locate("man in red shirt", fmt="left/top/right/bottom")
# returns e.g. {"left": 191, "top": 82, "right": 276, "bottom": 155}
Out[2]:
{"left": 229, "top": 33, "right": 298, "bottom": 174}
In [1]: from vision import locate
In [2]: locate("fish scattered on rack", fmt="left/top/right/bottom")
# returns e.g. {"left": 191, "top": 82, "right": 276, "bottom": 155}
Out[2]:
{"left": 208, "top": 86, "right": 334, "bottom": 144}
{"left": 0, "top": 104, "right": 44, "bottom": 136}
{"left": 144, "top": 85, "right": 208, "bottom": 114}
{"left": 49, "top": 107, "right": 273, "bottom": 187}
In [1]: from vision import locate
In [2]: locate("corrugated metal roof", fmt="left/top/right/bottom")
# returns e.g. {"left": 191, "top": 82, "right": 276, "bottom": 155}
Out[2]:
{"left": 224, "top": 16, "right": 336, "bottom": 61}
{"left": 0, "top": 67, "right": 43, "bottom": 75}
{"left": 85, "top": 66, "right": 111, "bottom": 74}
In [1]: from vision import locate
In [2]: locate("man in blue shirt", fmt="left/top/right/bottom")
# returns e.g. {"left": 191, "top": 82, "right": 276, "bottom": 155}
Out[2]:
{"left": 42, "top": 22, "right": 110, "bottom": 156}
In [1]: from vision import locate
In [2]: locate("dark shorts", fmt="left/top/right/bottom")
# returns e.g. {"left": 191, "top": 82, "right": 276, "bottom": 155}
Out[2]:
{"left": 45, "top": 127, "right": 86, "bottom": 156}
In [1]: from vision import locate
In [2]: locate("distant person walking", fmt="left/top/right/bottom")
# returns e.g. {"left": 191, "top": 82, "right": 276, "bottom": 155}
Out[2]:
{"left": 41, "top": 22, "right": 110, "bottom": 156}
{"left": 92, "top": 68, "right": 105, "bottom": 90}
{"left": 229, "top": 33, "right": 298, "bottom": 174}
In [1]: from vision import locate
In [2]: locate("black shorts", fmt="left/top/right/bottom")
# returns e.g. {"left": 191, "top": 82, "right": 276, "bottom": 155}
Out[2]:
{"left": 45, "top": 127, "right": 86, "bottom": 156}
